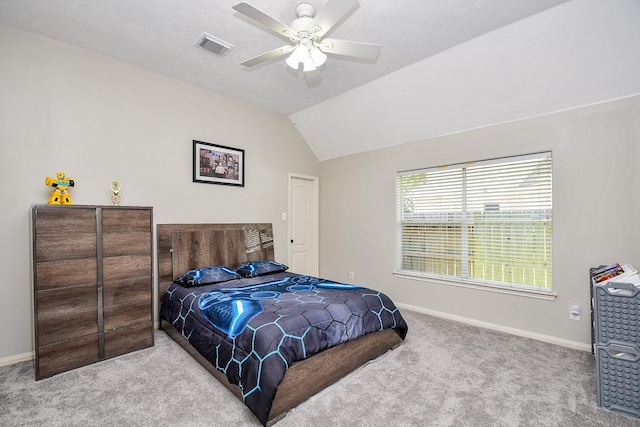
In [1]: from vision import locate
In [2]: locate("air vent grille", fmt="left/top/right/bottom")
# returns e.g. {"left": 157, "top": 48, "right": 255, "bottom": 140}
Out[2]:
{"left": 196, "top": 33, "right": 233, "bottom": 57}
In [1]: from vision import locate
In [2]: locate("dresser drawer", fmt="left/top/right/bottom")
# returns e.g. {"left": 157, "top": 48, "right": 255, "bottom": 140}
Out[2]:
{"left": 103, "top": 255, "right": 151, "bottom": 282}
{"left": 103, "top": 232, "right": 151, "bottom": 257}
{"left": 34, "top": 207, "right": 96, "bottom": 235}
{"left": 36, "top": 335, "right": 100, "bottom": 380}
{"left": 103, "top": 275, "right": 151, "bottom": 308}
{"left": 35, "top": 234, "right": 96, "bottom": 262}
{"left": 36, "top": 309, "right": 98, "bottom": 347}
{"left": 102, "top": 209, "right": 151, "bottom": 233}
{"left": 36, "top": 284, "right": 98, "bottom": 320}
{"left": 35, "top": 259, "right": 97, "bottom": 290}
{"left": 104, "top": 322, "right": 154, "bottom": 359}
{"left": 104, "top": 300, "right": 152, "bottom": 331}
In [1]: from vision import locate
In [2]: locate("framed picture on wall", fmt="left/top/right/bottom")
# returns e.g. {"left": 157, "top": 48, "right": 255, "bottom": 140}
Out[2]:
{"left": 193, "top": 140, "right": 245, "bottom": 187}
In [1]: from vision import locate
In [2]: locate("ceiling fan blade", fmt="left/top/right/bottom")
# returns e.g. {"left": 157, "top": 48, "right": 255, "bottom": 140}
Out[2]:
{"left": 310, "top": 0, "right": 358, "bottom": 38}
{"left": 232, "top": 2, "right": 295, "bottom": 40}
{"left": 240, "top": 45, "right": 292, "bottom": 67}
{"left": 320, "top": 38, "right": 382, "bottom": 60}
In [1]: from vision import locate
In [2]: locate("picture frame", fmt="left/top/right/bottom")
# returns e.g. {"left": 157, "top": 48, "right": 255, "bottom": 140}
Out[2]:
{"left": 193, "top": 140, "right": 245, "bottom": 187}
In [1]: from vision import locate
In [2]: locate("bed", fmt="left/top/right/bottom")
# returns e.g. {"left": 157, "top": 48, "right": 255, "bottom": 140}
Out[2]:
{"left": 157, "top": 223, "right": 408, "bottom": 426}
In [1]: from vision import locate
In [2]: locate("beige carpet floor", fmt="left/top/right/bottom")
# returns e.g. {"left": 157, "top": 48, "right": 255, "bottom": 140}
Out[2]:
{"left": 2, "top": 309, "right": 639, "bottom": 426}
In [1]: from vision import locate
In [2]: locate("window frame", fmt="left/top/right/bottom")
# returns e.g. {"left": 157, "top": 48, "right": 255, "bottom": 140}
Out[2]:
{"left": 395, "top": 152, "right": 555, "bottom": 300}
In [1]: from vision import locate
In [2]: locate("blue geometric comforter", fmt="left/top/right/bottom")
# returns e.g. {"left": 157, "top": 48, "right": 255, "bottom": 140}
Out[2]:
{"left": 160, "top": 272, "right": 408, "bottom": 426}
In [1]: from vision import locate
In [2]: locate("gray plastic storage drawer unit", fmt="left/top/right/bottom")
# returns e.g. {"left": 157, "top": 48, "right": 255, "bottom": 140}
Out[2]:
{"left": 595, "top": 343, "right": 640, "bottom": 418}
{"left": 593, "top": 282, "right": 640, "bottom": 347}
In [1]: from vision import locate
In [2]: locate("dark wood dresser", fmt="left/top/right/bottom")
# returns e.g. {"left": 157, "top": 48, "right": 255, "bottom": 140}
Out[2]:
{"left": 31, "top": 204, "right": 154, "bottom": 380}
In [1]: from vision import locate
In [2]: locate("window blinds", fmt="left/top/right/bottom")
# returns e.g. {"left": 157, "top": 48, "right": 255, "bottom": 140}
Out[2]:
{"left": 396, "top": 152, "right": 552, "bottom": 290}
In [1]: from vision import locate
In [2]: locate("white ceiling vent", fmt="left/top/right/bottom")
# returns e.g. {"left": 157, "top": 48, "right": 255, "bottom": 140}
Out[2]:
{"left": 196, "top": 33, "right": 233, "bottom": 57}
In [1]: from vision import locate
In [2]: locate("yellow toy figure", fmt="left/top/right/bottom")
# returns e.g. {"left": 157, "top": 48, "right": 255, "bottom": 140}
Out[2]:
{"left": 45, "top": 171, "right": 75, "bottom": 204}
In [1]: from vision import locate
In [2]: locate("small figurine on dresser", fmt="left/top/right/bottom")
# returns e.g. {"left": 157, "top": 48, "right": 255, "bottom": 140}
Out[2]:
{"left": 45, "top": 171, "right": 74, "bottom": 204}
{"left": 111, "top": 180, "right": 121, "bottom": 206}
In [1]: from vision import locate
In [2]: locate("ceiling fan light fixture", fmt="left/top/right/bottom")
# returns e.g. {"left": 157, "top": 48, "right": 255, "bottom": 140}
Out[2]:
{"left": 285, "top": 42, "right": 326, "bottom": 72}
{"left": 285, "top": 43, "right": 309, "bottom": 69}
{"left": 310, "top": 46, "right": 327, "bottom": 67}
{"left": 285, "top": 52, "right": 300, "bottom": 70}
{"left": 302, "top": 59, "right": 316, "bottom": 72}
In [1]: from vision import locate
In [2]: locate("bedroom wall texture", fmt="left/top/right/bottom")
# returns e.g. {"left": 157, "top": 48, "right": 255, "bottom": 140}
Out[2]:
{"left": 0, "top": 22, "right": 320, "bottom": 362}
{"left": 318, "top": 95, "right": 640, "bottom": 349}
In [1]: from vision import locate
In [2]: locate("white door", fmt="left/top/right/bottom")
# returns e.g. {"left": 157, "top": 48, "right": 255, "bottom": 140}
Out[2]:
{"left": 288, "top": 174, "right": 318, "bottom": 276}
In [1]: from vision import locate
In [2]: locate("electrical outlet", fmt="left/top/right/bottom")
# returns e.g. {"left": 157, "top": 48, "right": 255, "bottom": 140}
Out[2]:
{"left": 569, "top": 305, "right": 581, "bottom": 321}
{"left": 348, "top": 272, "right": 354, "bottom": 280}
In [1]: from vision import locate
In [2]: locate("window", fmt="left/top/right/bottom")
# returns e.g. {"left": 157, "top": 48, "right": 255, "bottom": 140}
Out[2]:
{"left": 396, "top": 152, "right": 552, "bottom": 292}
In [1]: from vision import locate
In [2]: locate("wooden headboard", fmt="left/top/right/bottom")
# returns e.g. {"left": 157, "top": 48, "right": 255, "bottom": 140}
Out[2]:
{"left": 156, "top": 223, "right": 275, "bottom": 308}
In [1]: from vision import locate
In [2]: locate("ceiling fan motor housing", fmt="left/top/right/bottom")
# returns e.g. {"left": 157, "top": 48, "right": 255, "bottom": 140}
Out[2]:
{"left": 295, "top": 3, "right": 316, "bottom": 18}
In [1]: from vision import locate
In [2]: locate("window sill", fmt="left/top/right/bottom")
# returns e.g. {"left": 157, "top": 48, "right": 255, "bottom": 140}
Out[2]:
{"left": 392, "top": 271, "right": 557, "bottom": 301}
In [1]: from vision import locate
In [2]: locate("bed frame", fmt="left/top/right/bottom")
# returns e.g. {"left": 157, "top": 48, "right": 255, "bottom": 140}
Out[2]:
{"left": 157, "top": 223, "right": 403, "bottom": 426}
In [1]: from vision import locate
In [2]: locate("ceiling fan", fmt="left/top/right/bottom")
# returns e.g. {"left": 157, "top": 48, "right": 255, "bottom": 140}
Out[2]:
{"left": 232, "top": 0, "right": 382, "bottom": 73}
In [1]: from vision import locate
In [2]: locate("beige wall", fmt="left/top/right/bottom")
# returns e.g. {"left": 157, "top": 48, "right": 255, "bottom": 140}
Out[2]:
{"left": 0, "top": 23, "right": 319, "bottom": 361}
{"left": 2, "top": 18, "right": 639, "bottom": 362}
{"left": 319, "top": 96, "right": 640, "bottom": 349}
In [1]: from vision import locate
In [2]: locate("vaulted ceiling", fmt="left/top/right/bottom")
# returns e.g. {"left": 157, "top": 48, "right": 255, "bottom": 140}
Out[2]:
{"left": 2, "top": 0, "right": 639, "bottom": 160}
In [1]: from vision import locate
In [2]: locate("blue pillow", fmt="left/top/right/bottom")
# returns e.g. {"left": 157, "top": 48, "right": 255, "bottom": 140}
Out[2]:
{"left": 236, "top": 260, "right": 288, "bottom": 278}
{"left": 174, "top": 266, "right": 240, "bottom": 287}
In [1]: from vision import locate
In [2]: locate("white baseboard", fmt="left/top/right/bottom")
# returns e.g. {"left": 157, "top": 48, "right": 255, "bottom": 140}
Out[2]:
{"left": 0, "top": 351, "right": 33, "bottom": 368}
{"left": 397, "top": 302, "right": 592, "bottom": 352}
